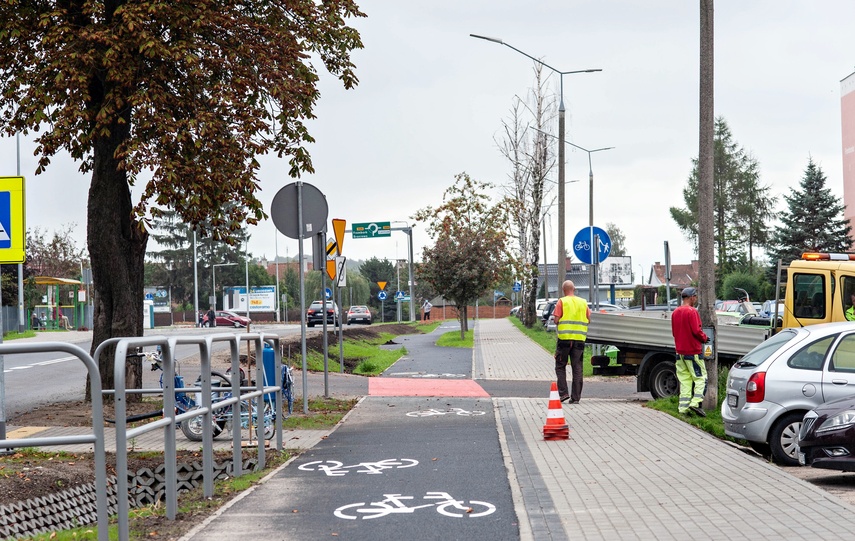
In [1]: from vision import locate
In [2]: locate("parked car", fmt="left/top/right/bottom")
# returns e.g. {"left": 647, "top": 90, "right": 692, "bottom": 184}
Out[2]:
{"left": 347, "top": 305, "right": 372, "bottom": 325}
{"left": 760, "top": 300, "right": 786, "bottom": 318}
{"left": 510, "top": 305, "right": 521, "bottom": 317}
{"left": 535, "top": 298, "right": 557, "bottom": 319}
{"left": 545, "top": 301, "right": 618, "bottom": 332}
{"left": 307, "top": 300, "right": 340, "bottom": 327}
{"left": 214, "top": 310, "right": 250, "bottom": 328}
{"left": 798, "top": 394, "right": 855, "bottom": 471}
{"left": 721, "top": 322, "right": 855, "bottom": 466}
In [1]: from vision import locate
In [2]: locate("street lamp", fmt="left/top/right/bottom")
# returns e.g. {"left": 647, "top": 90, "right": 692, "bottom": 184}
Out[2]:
{"left": 470, "top": 33, "right": 601, "bottom": 287}
{"left": 563, "top": 141, "right": 614, "bottom": 304}
{"left": 212, "top": 262, "right": 237, "bottom": 311}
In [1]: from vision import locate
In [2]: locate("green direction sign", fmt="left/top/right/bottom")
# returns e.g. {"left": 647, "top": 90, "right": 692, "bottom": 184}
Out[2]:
{"left": 352, "top": 221, "right": 391, "bottom": 239}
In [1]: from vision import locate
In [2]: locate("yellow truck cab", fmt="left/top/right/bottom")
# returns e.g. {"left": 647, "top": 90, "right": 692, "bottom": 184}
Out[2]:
{"left": 783, "top": 253, "right": 855, "bottom": 329}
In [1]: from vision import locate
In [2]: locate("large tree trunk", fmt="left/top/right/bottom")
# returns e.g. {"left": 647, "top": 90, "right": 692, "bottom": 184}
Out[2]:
{"left": 84, "top": 116, "right": 148, "bottom": 402}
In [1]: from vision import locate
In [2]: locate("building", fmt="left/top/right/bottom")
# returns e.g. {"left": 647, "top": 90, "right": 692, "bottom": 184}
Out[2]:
{"left": 842, "top": 71, "right": 855, "bottom": 228}
{"left": 648, "top": 260, "right": 700, "bottom": 289}
{"left": 536, "top": 255, "right": 635, "bottom": 306}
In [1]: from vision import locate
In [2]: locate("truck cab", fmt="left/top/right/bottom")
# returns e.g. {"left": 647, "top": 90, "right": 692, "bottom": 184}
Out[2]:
{"left": 783, "top": 254, "right": 855, "bottom": 329}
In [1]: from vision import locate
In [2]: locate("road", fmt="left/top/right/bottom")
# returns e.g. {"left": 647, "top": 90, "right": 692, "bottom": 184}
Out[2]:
{"left": 1, "top": 324, "right": 303, "bottom": 417}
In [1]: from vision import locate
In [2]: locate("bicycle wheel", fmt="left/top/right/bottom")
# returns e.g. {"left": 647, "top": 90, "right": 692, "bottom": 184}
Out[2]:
{"left": 436, "top": 499, "right": 496, "bottom": 518}
{"left": 282, "top": 366, "right": 294, "bottom": 416}
{"left": 240, "top": 400, "right": 276, "bottom": 440}
{"left": 181, "top": 407, "right": 225, "bottom": 442}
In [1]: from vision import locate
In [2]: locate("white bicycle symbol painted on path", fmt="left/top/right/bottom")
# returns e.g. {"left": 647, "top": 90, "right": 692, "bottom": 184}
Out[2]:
{"left": 410, "top": 373, "right": 466, "bottom": 378}
{"left": 334, "top": 492, "right": 496, "bottom": 520}
{"left": 298, "top": 458, "right": 419, "bottom": 476}
{"left": 406, "top": 408, "right": 486, "bottom": 417}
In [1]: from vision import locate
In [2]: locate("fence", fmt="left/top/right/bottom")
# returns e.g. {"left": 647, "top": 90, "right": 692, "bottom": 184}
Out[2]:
{"left": 0, "top": 331, "right": 285, "bottom": 541}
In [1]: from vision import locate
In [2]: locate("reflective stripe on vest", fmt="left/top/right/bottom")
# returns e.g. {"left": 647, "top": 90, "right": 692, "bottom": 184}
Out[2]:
{"left": 557, "top": 296, "right": 588, "bottom": 341}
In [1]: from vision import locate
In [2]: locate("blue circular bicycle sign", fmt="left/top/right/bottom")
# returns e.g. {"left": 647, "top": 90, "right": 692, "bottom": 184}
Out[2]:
{"left": 573, "top": 226, "right": 611, "bottom": 264}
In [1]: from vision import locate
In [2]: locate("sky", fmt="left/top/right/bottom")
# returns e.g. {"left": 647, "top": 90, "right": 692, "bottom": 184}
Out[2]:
{"left": 3, "top": 1, "right": 855, "bottom": 284}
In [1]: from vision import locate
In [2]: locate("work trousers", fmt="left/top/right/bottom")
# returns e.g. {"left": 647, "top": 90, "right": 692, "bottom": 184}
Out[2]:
{"left": 675, "top": 354, "right": 707, "bottom": 413}
{"left": 555, "top": 340, "right": 585, "bottom": 402}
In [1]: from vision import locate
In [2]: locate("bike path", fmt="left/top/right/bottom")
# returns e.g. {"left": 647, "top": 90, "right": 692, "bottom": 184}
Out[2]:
{"left": 183, "top": 322, "right": 516, "bottom": 540}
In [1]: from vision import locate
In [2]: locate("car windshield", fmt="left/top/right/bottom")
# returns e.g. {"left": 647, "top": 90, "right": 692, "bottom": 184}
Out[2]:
{"left": 734, "top": 329, "right": 799, "bottom": 368}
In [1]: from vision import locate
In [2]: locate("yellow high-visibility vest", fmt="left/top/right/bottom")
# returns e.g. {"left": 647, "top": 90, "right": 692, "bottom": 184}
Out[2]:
{"left": 557, "top": 296, "right": 589, "bottom": 342}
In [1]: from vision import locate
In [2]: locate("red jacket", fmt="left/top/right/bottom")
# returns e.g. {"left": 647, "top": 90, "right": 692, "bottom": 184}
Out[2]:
{"left": 671, "top": 305, "right": 708, "bottom": 356}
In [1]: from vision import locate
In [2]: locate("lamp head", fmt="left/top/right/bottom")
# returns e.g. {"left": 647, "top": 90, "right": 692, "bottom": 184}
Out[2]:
{"left": 470, "top": 33, "right": 504, "bottom": 45}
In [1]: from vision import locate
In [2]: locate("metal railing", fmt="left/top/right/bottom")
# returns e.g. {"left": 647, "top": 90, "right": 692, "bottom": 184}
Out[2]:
{"left": 1, "top": 331, "right": 285, "bottom": 541}
{"left": 0, "top": 341, "right": 109, "bottom": 540}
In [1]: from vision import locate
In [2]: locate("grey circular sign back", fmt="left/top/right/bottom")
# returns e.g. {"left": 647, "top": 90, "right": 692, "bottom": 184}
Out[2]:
{"left": 271, "top": 182, "right": 328, "bottom": 239}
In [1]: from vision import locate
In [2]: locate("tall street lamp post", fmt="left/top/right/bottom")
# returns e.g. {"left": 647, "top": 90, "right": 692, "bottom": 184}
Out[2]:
{"left": 470, "top": 33, "right": 601, "bottom": 287}
{"left": 563, "top": 141, "right": 614, "bottom": 304}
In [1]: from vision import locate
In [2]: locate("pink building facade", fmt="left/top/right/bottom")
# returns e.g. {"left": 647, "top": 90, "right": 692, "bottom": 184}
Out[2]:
{"left": 841, "top": 71, "right": 855, "bottom": 227}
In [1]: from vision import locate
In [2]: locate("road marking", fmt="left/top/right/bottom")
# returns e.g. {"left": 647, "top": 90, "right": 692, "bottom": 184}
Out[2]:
{"left": 6, "top": 426, "right": 49, "bottom": 438}
{"left": 3, "top": 356, "right": 77, "bottom": 372}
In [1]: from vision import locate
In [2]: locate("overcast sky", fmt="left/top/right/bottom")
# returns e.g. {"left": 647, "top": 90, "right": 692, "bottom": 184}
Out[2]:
{"left": 3, "top": 1, "right": 855, "bottom": 284}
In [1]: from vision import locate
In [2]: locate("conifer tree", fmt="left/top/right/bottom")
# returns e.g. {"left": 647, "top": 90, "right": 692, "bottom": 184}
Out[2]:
{"left": 768, "top": 159, "right": 852, "bottom": 266}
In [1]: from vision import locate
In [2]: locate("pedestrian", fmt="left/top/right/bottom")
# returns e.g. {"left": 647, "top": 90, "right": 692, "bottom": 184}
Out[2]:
{"left": 206, "top": 307, "right": 216, "bottom": 328}
{"left": 552, "top": 280, "right": 590, "bottom": 404}
{"left": 671, "top": 287, "right": 709, "bottom": 416}
{"left": 846, "top": 293, "right": 855, "bottom": 321}
{"left": 422, "top": 298, "right": 432, "bottom": 321}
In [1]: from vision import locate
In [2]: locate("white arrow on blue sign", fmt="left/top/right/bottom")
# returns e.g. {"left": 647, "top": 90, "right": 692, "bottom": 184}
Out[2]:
{"left": 324, "top": 287, "right": 332, "bottom": 299}
{"left": 512, "top": 281, "right": 522, "bottom": 292}
{"left": 378, "top": 291, "right": 387, "bottom": 301}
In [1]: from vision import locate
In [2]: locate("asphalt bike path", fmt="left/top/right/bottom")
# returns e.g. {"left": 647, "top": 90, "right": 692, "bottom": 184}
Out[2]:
{"left": 182, "top": 321, "right": 519, "bottom": 540}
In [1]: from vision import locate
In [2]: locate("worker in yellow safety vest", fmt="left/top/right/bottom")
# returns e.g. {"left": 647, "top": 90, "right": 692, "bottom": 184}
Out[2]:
{"left": 551, "top": 280, "right": 591, "bottom": 404}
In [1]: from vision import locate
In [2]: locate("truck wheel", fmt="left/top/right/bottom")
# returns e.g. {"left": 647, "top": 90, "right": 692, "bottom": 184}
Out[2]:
{"left": 769, "top": 412, "right": 803, "bottom": 466}
{"left": 649, "top": 361, "right": 678, "bottom": 399}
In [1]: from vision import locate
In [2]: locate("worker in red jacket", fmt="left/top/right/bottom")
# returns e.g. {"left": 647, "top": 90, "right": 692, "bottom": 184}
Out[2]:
{"left": 670, "top": 287, "right": 709, "bottom": 416}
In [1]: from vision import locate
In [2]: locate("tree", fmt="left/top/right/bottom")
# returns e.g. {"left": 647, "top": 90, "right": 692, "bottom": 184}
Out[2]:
{"left": 604, "top": 222, "right": 627, "bottom": 257}
{"left": 768, "top": 158, "right": 852, "bottom": 267}
{"left": 497, "top": 65, "right": 555, "bottom": 328}
{"left": 359, "top": 257, "right": 395, "bottom": 312}
{"left": 23, "top": 225, "right": 87, "bottom": 312}
{"left": 414, "top": 173, "right": 514, "bottom": 338}
{"left": 670, "top": 117, "right": 776, "bottom": 277}
{"left": 0, "top": 1, "right": 364, "bottom": 395}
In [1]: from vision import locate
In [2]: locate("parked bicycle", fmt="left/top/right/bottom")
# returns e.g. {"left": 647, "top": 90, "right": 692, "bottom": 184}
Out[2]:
{"left": 142, "top": 349, "right": 293, "bottom": 442}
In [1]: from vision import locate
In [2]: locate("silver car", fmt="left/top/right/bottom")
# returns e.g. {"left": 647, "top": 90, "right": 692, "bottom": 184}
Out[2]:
{"left": 721, "top": 322, "right": 855, "bottom": 466}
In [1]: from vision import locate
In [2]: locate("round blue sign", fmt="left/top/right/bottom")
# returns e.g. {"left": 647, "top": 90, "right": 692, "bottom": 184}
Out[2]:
{"left": 572, "top": 227, "right": 612, "bottom": 264}
{"left": 378, "top": 291, "right": 387, "bottom": 301}
{"left": 324, "top": 287, "right": 332, "bottom": 299}
{"left": 512, "top": 281, "right": 522, "bottom": 292}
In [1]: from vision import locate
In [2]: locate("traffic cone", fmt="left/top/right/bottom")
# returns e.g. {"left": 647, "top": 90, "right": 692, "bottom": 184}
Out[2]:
{"left": 543, "top": 382, "right": 570, "bottom": 440}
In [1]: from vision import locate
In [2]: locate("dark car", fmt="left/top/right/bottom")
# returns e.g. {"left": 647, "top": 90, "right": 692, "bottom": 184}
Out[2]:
{"left": 307, "top": 300, "right": 340, "bottom": 327}
{"left": 798, "top": 394, "right": 855, "bottom": 471}
{"left": 214, "top": 310, "right": 250, "bottom": 328}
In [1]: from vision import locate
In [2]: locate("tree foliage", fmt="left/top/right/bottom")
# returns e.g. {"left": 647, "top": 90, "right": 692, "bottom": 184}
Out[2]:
{"left": 670, "top": 118, "right": 776, "bottom": 275}
{"left": 0, "top": 0, "right": 364, "bottom": 394}
{"left": 604, "top": 222, "right": 627, "bottom": 257}
{"left": 413, "top": 173, "right": 514, "bottom": 337}
{"left": 497, "top": 65, "right": 554, "bottom": 328}
{"left": 26, "top": 225, "right": 86, "bottom": 279}
{"left": 767, "top": 158, "right": 852, "bottom": 267}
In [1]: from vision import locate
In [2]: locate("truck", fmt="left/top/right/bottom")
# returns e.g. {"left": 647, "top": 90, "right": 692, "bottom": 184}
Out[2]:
{"left": 586, "top": 253, "right": 855, "bottom": 398}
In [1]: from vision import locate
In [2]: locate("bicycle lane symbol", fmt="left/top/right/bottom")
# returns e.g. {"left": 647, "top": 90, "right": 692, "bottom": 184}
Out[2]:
{"left": 298, "top": 459, "right": 419, "bottom": 477}
{"left": 406, "top": 408, "right": 486, "bottom": 418}
{"left": 334, "top": 492, "right": 496, "bottom": 520}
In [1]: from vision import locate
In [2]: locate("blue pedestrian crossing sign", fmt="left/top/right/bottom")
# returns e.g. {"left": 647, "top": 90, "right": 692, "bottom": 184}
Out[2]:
{"left": 0, "top": 177, "right": 25, "bottom": 263}
{"left": 395, "top": 291, "right": 405, "bottom": 301}
{"left": 378, "top": 291, "right": 387, "bottom": 301}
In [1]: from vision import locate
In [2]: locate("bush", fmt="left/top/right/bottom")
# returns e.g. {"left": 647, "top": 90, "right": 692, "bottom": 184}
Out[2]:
{"left": 719, "top": 271, "right": 760, "bottom": 300}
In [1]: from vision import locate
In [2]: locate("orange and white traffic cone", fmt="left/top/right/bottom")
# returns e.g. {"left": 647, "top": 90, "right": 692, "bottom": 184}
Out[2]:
{"left": 543, "top": 382, "right": 570, "bottom": 440}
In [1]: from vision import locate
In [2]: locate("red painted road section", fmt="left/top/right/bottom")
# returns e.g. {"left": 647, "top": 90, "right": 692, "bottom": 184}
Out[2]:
{"left": 369, "top": 378, "right": 490, "bottom": 397}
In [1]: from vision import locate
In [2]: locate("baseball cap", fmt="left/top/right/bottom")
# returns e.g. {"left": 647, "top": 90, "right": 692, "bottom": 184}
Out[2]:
{"left": 681, "top": 287, "right": 698, "bottom": 298}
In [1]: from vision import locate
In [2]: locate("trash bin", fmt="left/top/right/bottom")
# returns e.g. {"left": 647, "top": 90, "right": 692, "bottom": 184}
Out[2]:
{"left": 262, "top": 343, "right": 277, "bottom": 405}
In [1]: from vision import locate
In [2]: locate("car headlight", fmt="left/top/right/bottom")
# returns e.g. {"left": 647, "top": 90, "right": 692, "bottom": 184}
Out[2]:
{"left": 816, "top": 410, "right": 855, "bottom": 434}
